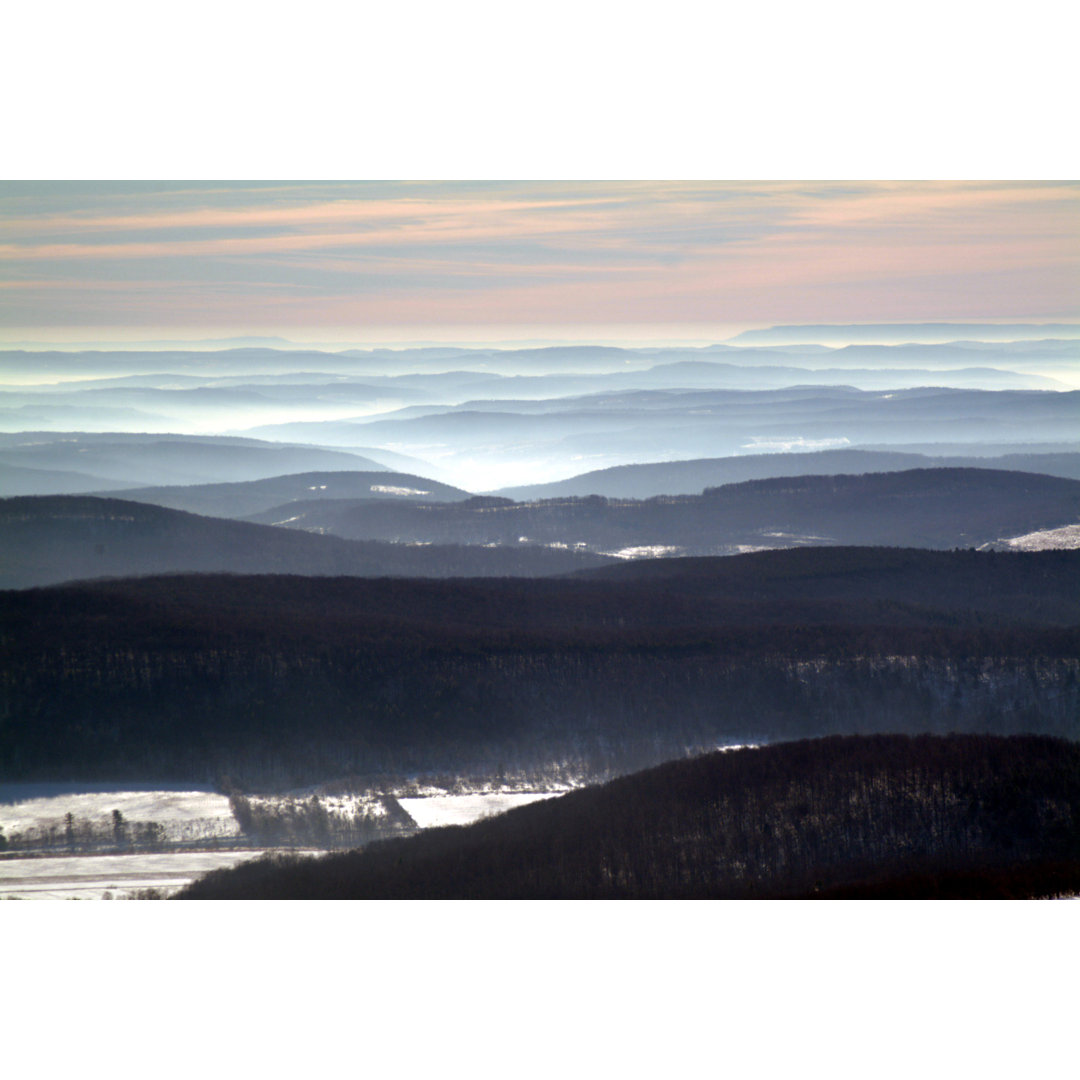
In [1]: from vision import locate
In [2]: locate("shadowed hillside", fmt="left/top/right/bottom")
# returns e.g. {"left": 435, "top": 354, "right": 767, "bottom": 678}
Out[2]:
{"left": 245, "top": 468, "right": 1080, "bottom": 554}
{"left": 0, "top": 495, "right": 615, "bottom": 589}
{"left": 3, "top": 549, "right": 1077, "bottom": 786}
{"left": 100, "top": 470, "right": 471, "bottom": 519}
{"left": 176, "top": 734, "right": 1080, "bottom": 899}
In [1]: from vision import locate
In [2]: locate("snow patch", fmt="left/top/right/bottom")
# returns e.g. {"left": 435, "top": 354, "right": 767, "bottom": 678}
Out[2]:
{"left": 397, "top": 792, "right": 561, "bottom": 829}
{"left": 607, "top": 545, "right": 681, "bottom": 559}
{"left": 998, "top": 522, "right": 1080, "bottom": 551}
{"left": 740, "top": 436, "right": 851, "bottom": 453}
{"left": 0, "top": 849, "right": 282, "bottom": 900}
{"left": 370, "top": 484, "right": 430, "bottom": 497}
{"left": 0, "top": 790, "right": 239, "bottom": 841}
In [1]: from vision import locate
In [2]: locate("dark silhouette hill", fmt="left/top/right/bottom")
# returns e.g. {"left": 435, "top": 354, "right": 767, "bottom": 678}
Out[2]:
{"left": 100, "top": 470, "right": 471, "bottom": 519}
{"left": 176, "top": 734, "right": 1080, "bottom": 899}
{"left": 0, "top": 495, "right": 615, "bottom": 589}
{"left": 493, "top": 450, "right": 1080, "bottom": 500}
{"left": 246, "top": 468, "right": 1080, "bottom": 553}
{"left": 3, "top": 549, "right": 1077, "bottom": 786}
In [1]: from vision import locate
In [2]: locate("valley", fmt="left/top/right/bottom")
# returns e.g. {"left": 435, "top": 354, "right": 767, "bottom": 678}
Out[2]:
{"left": 2, "top": 324, "right": 1078, "bottom": 901}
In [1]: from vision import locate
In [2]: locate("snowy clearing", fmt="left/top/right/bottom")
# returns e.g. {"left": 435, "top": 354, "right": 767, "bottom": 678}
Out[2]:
{"left": 607, "top": 545, "right": 682, "bottom": 559}
{"left": 397, "top": 792, "right": 562, "bottom": 829}
{"left": 0, "top": 849, "right": 274, "bottom": 900}
{"left": 370, "top": 484, "right": 429, "bottom": 496}
{"left": 999, "top": 522, "right": 1080, "bottom": 551}
{"left": 0, "top": 789, "right": 238, "bottom": 841}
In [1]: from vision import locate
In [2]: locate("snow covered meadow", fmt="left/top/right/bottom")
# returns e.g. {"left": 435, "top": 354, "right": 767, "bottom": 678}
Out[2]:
{"left": 0, "top": 785, "right": 240, "bottom": 844}
{"left": 0, "top": 849, "right": 271, "bottom": 900}
{"left": 0, "top": 782, "right": 571, "bottom": 898}
{"left": 0, "top": 784, "right": 251, "bottom": 899}
{"left": 397, "top": 791, "right": 561, "bottom": 828}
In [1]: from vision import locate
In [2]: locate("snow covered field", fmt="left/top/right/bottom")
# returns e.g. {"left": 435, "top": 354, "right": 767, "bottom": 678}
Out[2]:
{"left": 0, "top": 787, "right": 239, "bottom": 843}
{"left": 607, "top": 545, "right": 682, "bottom": 559}
{"left": 1000, "top": 522, "right": 1080, "bottom": 550}
{"left": 0, "top": 849, "right": 269, "bottom": 900}
{"left": 397, "top": 791, "right": 561, "bottom": 828}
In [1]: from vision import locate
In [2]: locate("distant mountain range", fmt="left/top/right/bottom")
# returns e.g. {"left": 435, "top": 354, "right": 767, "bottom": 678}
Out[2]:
{"left": 2, "top": 337, "right": 1074, "bottom": 383}
{"left": 494, "top": 449, "right": 1080, "bottom": 500}
{"left": 4, "top": 343, "right": 1075, "bottom": 491}
{"left": 236, "top": 387, "right": 1080, "bottom": 490}
{"left": 728, "top": 323, "right": 1080, "bottom": 345}
{"left": 0, "top": 432, "right": 398, "bottom": 492}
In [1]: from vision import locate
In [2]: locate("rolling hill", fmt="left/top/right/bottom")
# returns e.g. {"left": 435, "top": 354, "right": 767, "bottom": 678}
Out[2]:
{"left": 3, "top": 549, "right": 1076, "bottom": 786}
{"left": 244, "top": 468, "right": 1080, "bottom": 554}
{"left": 0, "top": 495, "right": 615, "bottom": 590}
{"left": 233, "top": 386, "right": 1080, "bottom": 492}
{"left": 493, "top": 449, "right": 1080, "bottom": 500}
{"left": 176, "top": 734, "right": 1080, "bottom": 899}
{"left": 0, "top": 432, "right": 392, "bottom": 488}
{"left": 100, "top": 470, "right": 472, "bottom": 519}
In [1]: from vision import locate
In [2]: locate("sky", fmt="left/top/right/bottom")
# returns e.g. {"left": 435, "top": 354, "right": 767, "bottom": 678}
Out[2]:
{"left": 1, "top": 180, "right": 1077, "bottom": 347}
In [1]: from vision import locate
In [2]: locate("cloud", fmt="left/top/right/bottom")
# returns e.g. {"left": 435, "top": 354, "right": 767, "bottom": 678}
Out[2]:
{"left": 1, "top": 181, "right": 1076, "bottom": 332}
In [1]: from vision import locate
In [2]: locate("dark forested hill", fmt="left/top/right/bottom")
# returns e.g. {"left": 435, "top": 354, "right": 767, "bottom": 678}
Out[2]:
{"left": 244, "top": 468, "right": 1080, "bottom": 554}
{"left": 3, "top": 549, "right": 1077, "bottom": 786}
{"left": 0, "top": 495, "right": 614, "bottom": 589}
{"left": 98, "top": 470, "right": 471, "bottom": 519}
{"left": 177, "top": 734, "right": 1080, "bottom": 899}
{"left": 571, "top": 545, "right": 1080, "bottom": 623}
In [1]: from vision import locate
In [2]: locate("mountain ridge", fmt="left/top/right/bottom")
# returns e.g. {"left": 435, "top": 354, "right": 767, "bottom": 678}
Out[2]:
{"left": 0, "top": 494, "right": 614, "bottom": 589}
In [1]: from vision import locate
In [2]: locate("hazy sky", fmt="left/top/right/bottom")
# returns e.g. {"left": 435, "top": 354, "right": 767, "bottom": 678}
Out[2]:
{"left": 1, "top": 180, "right": 1077, "bottom": 345}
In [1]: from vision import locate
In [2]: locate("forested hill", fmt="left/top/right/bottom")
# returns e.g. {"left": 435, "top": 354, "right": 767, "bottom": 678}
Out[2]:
{"left": 0, "top": 431, "right": 392, "bottom": 488}
{"left": 177, "top": 734, "right": 1080, "bottom": 899}
{"left": 0, "top": 495, "right": 614, "bottom": 589}
{"left": 244, "top": 468, "right": 1080, "bottom": 553}
{"left": 98, "top": 470, "right": 471, "bottom": 519}
{"left": 493, "top": 449, "right": 1080, "bottom": 501}
{"left": 3, "top": 549, "right": 1078, "bottom": 786}
{"left": 570, "top": 545, "right": 1080, "bottom": 623}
